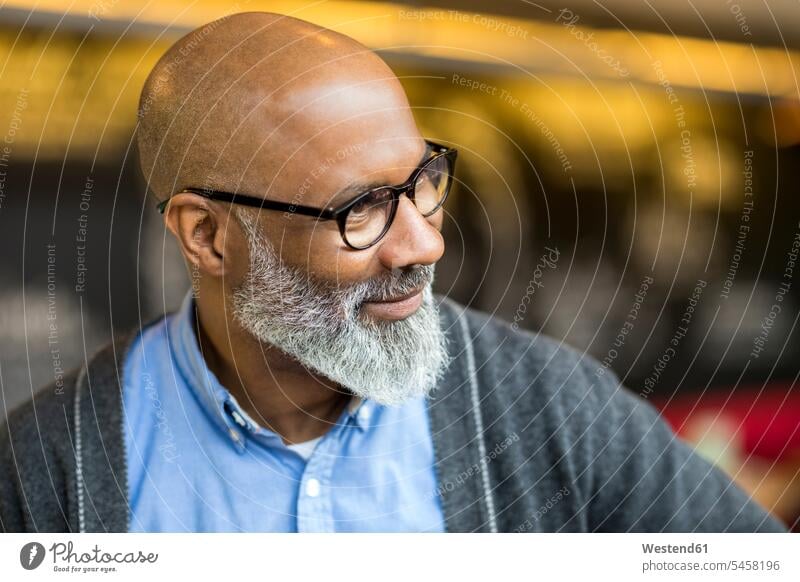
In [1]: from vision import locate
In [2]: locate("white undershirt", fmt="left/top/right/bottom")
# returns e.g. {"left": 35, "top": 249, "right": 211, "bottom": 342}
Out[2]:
{"left": 286, "top": 436, "right": 323, "bottom": 461}
{"left": 283, "top": 397, "right": 362, "bottom": 461}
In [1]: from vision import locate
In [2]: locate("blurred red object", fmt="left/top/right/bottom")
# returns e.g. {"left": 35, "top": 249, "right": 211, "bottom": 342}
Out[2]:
{"left": 653, "top": 382, "right": 800, "bottom": 530}
{"left": 655, "top": 383, "right": 800, "bottom": 462}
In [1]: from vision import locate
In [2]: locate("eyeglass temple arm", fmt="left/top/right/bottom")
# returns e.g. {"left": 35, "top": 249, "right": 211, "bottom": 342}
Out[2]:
{"left": 157, "top": 188, "right": 337, "bottom": 219}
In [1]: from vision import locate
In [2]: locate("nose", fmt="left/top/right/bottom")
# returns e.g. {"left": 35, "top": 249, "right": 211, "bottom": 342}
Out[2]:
{"left": 375, "top": 195, "right": 444, "bottom": 272}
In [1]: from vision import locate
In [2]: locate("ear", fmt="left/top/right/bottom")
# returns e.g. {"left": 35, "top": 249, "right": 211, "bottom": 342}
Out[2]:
{"left": 163, "top": 192, "right": 238, "bottom": 279}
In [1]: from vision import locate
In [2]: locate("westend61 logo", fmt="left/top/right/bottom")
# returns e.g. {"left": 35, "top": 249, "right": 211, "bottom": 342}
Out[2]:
{"left": 19, "top": 541, "right": 158, "bottom": 574}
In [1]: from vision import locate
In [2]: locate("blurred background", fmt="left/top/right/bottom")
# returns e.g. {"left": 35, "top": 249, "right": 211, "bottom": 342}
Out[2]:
{"left": 0, "top": 0, "right": 799, "bottom": 529}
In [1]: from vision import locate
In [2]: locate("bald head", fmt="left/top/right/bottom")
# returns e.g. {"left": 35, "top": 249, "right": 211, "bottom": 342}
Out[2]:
{"left": 137, "top": 12, "right": 421, "bottom": 205}
{"left": 141, "top": 11, "right": 444, "bottom": 342}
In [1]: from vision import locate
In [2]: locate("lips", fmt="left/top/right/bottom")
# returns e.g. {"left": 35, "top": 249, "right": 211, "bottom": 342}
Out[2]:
{"left": 361, "top": 286, "right": 425, "bottom": 321}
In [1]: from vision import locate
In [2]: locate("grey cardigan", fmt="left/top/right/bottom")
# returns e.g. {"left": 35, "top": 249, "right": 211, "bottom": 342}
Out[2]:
{"left": 0, "top": 297, "right": 787, "bottom": 532}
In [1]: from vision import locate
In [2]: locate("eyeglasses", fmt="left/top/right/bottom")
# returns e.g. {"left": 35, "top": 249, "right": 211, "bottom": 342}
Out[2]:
{"left": 157, "top": 140, "right": 457, "bottom": 250}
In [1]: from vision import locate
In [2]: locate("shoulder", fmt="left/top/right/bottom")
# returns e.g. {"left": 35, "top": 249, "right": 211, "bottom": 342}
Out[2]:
{"left": 2, "top": 371, "right": 80, "bottom": 451}
{"left": 0, "top": 368, "right": 83, "bottom": 531}
{"left": 435, "top": 294, "right": 657, "bottom": 444}
{"left": 0, "top": 316, "right": 168, "bottom": 532}
{"left": 2, "top": 314, "right": 167, "bottom": 448}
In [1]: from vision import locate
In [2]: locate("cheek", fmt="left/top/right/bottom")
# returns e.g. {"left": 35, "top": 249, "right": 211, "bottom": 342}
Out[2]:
{"left": 275, "top": 224, "right": 380, "bottom": 284}
{"left": 222, "top": 225, "right": 257, "bottom": 286}
{"left": 307, "top": 244, "right": 380, "bottom": 284}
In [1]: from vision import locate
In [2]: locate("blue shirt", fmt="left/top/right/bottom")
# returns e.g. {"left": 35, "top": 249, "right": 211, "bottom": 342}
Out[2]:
{"left": 123, "top": 293, "right": 445, "bottom": 532}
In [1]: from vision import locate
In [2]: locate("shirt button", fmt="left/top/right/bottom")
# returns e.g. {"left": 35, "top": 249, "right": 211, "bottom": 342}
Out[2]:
{"left": 358, "top": 405, "right": 371, "bottom": 423}
{"left": 305, "top": 478, "right": 321, "bottom": 498}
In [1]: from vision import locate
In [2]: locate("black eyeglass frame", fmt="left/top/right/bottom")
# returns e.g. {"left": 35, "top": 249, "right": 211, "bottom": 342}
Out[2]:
{"left": 157, "top": 139, "right": 457, "bottom": 250}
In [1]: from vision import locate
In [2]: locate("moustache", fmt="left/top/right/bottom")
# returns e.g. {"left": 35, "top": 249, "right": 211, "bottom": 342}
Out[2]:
{"left": 354, "top": 265, "right": 435, "bottom": 304}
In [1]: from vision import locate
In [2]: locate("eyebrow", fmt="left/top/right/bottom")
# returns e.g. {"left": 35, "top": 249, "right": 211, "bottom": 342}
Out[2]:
{"left": 331, "top": 142, "right": 432, "bottom": 203}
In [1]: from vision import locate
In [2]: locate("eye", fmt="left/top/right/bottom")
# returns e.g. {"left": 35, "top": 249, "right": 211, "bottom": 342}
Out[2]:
{"left": 350, "top": 188, "right": 392, "bottom": 217}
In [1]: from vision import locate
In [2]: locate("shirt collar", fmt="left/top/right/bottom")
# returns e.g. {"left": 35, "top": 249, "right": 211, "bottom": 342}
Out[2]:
{"left": 168, "top": 292, "right": 246, "bottom": 451}
{"left": 346, "top": 396, "right": 372, "bottom": 430}
{"left": 168, "top": 292, "right": 373, "bottom": 453}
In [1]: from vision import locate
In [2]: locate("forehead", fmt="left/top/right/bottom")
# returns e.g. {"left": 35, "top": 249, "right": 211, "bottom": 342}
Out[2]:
{"left": 301, "top": 137, "right": 429, "bottom": 209}
{"left": 238, "top": 77, "right": 427, "bottom": 208}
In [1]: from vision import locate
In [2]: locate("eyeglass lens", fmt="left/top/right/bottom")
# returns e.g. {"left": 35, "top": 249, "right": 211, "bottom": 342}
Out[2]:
{"left": 343, "top": 154, "right": 451, "bottom": 249}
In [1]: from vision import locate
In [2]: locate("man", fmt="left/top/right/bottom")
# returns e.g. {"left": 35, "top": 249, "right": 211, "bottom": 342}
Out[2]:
{"left": 0, "top": 12, "right": 786, "bottom": 533}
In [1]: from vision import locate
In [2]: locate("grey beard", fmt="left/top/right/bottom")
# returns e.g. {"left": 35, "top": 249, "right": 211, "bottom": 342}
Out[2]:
{"left": 230, "top": 210, "right": 450, "bottom": 406}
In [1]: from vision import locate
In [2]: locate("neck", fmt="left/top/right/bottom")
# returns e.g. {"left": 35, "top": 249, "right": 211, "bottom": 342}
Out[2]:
{"left": 193, "top": 292, "right": 352, "bottom": 445}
